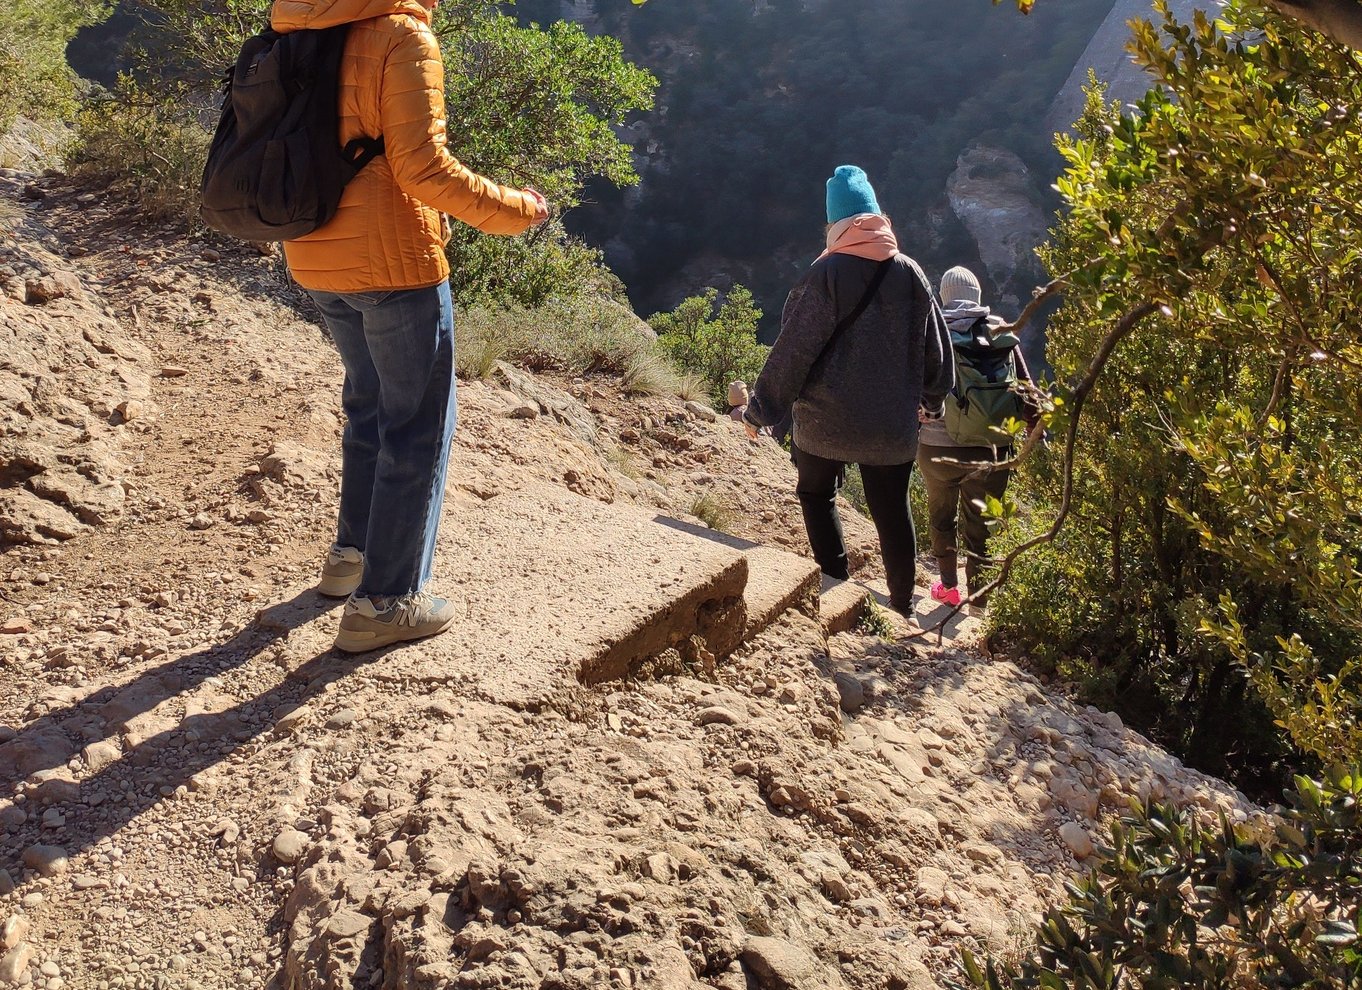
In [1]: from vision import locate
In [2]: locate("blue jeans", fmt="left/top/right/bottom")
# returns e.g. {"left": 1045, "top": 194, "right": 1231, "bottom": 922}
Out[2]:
{"left": 308, "top": 282, "right": 456, "bottom": 598}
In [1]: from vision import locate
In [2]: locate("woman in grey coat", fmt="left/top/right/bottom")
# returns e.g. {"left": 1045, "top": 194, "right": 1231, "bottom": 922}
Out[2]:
{"left": 744, "top": 166, "right": 954, "bottom": 612}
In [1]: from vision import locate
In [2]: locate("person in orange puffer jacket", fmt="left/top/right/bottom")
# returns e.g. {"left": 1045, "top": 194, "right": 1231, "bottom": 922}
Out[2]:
{"left": 269, "top": 0, "right": 550, "bottom": 654}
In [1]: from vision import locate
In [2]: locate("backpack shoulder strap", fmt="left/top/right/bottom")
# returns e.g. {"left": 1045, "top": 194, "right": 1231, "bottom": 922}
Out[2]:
{"left": 810, "top": 256, "right": 894, "bottom": 370}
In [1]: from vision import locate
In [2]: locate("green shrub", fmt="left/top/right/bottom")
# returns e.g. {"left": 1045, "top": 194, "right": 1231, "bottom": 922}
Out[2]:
{"left": 456, "top": 295, "right": 707, "bottom": 402}
{"left": 991, "top": 39, "right": 1362, "bottom": 789}
{"left": 857, "top": 597, "right": 896, "bottom": 639}
{"left": 0, "top": 0, "right": 109, "bottom": 135}
{"left": 447, "top": 220, "right": 624, "bottom": 309}
{"left": 651, "top": 285, "right": 770, "bottom": 409}
{"left": 955, "top": 766, "right": 1362, "bottom": 990}
{"left": 71, "top": 77, "right": 212, "bottom": 224}
{"left": 454, "top": 331, "right": 507, "bottom": 381}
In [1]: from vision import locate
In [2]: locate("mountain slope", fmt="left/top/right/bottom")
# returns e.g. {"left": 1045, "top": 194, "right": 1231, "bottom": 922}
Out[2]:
{"left": 0, "top": 167, "right": 1258, "bottom": 990}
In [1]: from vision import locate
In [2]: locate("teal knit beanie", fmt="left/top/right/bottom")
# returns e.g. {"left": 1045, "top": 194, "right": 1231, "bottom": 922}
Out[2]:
{"left": 826, "top": 165, "right": 881, "bottom": 224}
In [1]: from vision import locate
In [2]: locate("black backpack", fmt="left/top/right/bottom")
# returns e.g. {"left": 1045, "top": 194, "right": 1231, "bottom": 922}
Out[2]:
{"left": 199, "top": 25, "right": 384, "bottom": 242}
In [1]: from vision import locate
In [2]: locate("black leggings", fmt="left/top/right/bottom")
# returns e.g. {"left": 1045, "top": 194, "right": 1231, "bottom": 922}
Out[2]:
{"left": 793, "top": 445, "right": 917, "bottom": 611}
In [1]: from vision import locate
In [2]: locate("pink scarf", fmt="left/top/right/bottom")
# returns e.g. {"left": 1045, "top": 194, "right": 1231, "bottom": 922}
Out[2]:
{"left": 817, "top": 213, "right": 899, "bottom": 262}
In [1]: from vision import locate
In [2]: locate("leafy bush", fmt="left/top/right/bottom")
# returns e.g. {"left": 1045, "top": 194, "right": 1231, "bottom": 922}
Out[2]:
{"left": 857, "top": 597, "right": 896, "bottom": 639}
{"left": 992, "top": 7, "right": 1362, "bottom": 788}
{"left": 71, "top": 77, "right": 212, "bottom": 223}
{"left": 650, "top": 285, "right": 769, "bottom": 409}
{"left": 436, "top": 9, "right": 655, "bottom": 210}
{"left": 0, "top": 0, "right": 109, "bottom": 135}
{"left": 447, "top": 220, "right": 622, "bottom": 309}
{"left": 955, "top": 766, "right": 1362, "bottom": 990}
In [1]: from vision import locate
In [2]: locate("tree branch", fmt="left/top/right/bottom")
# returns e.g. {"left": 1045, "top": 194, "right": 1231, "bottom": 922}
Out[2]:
{"left": 1269, "top": 0, "right": 1362, "bottom": 50}
{"left": 999, "top": 277, "right": 1066, "bottom": 339}
{"left": 905, "top": 302, "right": 1160, "bottom": 643}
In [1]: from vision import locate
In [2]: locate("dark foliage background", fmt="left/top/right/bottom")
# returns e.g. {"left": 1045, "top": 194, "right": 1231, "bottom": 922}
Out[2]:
{"left": 515, "top": 0, "right": 1114, "bottom": 335}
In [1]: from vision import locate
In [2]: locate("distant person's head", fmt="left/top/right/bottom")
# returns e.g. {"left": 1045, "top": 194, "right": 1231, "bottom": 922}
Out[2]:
{"left": 939, "top": 266, "right": 982, "bottom": 306}
{"left": 826, "top": 165, "right": 881, "bottom": 225}
{"left": 728, "top": 380, "right": 750, "bottom": 407}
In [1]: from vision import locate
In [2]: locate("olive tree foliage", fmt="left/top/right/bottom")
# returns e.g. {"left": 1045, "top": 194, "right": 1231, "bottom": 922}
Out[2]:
{"left": 0, "top": 0, "right": 110, "bottom": 135}
{"left": 973, "top": 0, "right": 1362, "bottom": 771}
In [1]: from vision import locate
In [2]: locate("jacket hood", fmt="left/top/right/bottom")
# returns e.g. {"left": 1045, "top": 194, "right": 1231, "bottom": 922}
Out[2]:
{"left": 271, "top": 0, "right": 430, "bottom": 32}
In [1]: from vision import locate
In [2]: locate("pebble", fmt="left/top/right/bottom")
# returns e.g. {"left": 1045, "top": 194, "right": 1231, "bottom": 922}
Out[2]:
{"left": 324, "top": 709, "right": 357, "bottom": 729}
{"left": 0, "top": 941, "right": 33, "bottom": 982}
{"left": 275, "top": 705, "right": 312, "bottom": 734}
{"left": 21, "top": 845, "right": 69, "bottom": 877}
{"left": 82, "top": 739, "right": 121, "bottom": 773}
{"left": 114, "top": 399, "right": 144, "bottom": 423}
{"left": 272, "top": 828, "right": 309, "bottom": 864}
{"left": 1059, "top": 821, "right": 1095, "bottom": 859}
{"left": 1, "top": 915, "right": 29, "bottom": 951}
{"left": 684, "top": 400, "right": 717, "bottom": 422}
{"left": 696, "top": 706, "right": 740, "bottom": 727}
{"left": 832, "top": 672, "right": 865, "bottom": 713}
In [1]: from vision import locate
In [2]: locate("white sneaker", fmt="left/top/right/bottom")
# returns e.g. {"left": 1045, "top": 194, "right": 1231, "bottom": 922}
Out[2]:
{"left": 333, "top": 591, "right": 457, "bottom": 653}
{"left": 318, "top": 546, "right": 364, "bottom": 598}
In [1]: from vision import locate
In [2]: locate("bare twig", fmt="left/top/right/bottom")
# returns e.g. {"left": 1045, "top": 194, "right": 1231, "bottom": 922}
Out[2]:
{"left": 904, "top": 301, "right": 1160, "bottom": 642}
{"left": 998, "top": 277, "right": 1067, "bottom": 339}
{"left": 1258, "top": 351, "right": 1296, "bottom": 428}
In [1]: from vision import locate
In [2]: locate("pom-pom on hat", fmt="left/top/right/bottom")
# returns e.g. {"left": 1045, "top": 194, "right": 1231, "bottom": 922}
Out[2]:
{"left": 939, "top": 266, "right": 982, "bottom": 305}
{"left": 826, "top": 165, "right": 881, "bottom": 224}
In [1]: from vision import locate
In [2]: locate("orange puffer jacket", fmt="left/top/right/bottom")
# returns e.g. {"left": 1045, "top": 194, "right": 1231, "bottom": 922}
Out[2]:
{"left": 269, "top": 0, "right": 537, "bottom": 293}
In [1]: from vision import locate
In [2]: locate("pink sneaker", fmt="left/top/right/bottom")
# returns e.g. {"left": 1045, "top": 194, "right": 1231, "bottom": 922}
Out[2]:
{"left": 931, "top": 582, "right": 962, "bottom": 607}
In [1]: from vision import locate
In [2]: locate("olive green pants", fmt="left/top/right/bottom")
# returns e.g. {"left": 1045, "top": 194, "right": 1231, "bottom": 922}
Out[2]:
{"left": 917, "top": 443, "right": 1012, "bottom": 592}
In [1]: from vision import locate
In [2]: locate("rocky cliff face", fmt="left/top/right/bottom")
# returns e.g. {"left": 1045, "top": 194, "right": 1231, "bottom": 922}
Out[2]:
{"left": 945, "top": 147, "right": 1050, "bottom": 315}
{"left": 1046, "top": 0, "right": 1224, "bottom": 134}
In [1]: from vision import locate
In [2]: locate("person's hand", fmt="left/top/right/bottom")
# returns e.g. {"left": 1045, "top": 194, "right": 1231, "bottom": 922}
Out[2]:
{"left": 918, "top": 406, "right": 929, "bottom": 423}
{"left": 522, "top": 187, "right": 550, "bottom": 226}
{"left": 745, "top": 421, "right": 760, "bottom": 441}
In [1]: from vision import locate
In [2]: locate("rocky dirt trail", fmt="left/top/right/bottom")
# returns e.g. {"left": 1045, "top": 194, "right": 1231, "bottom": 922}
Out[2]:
{"left": 1, "top": 172, "right": 1255, "bottom": 990}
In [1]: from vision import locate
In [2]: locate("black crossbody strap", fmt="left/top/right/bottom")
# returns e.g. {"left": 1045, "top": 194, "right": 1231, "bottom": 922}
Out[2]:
{"left": 811, "top": 256, "right": 894, "bottom": 370}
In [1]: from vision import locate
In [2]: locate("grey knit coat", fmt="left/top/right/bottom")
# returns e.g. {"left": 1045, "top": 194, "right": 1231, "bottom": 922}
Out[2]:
{"left": 745, "top": 252, "right": 953, "bottom": 466}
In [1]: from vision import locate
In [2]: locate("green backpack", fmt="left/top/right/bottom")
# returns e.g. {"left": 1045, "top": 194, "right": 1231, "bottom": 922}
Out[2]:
{"left": 943, "top": 317, "right": 1026, "bottom": 447}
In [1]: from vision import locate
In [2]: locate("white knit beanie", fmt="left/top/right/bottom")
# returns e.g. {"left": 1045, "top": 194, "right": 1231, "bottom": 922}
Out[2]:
{"left": 939, "top": 266, "right": 982, "bottom": 305}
